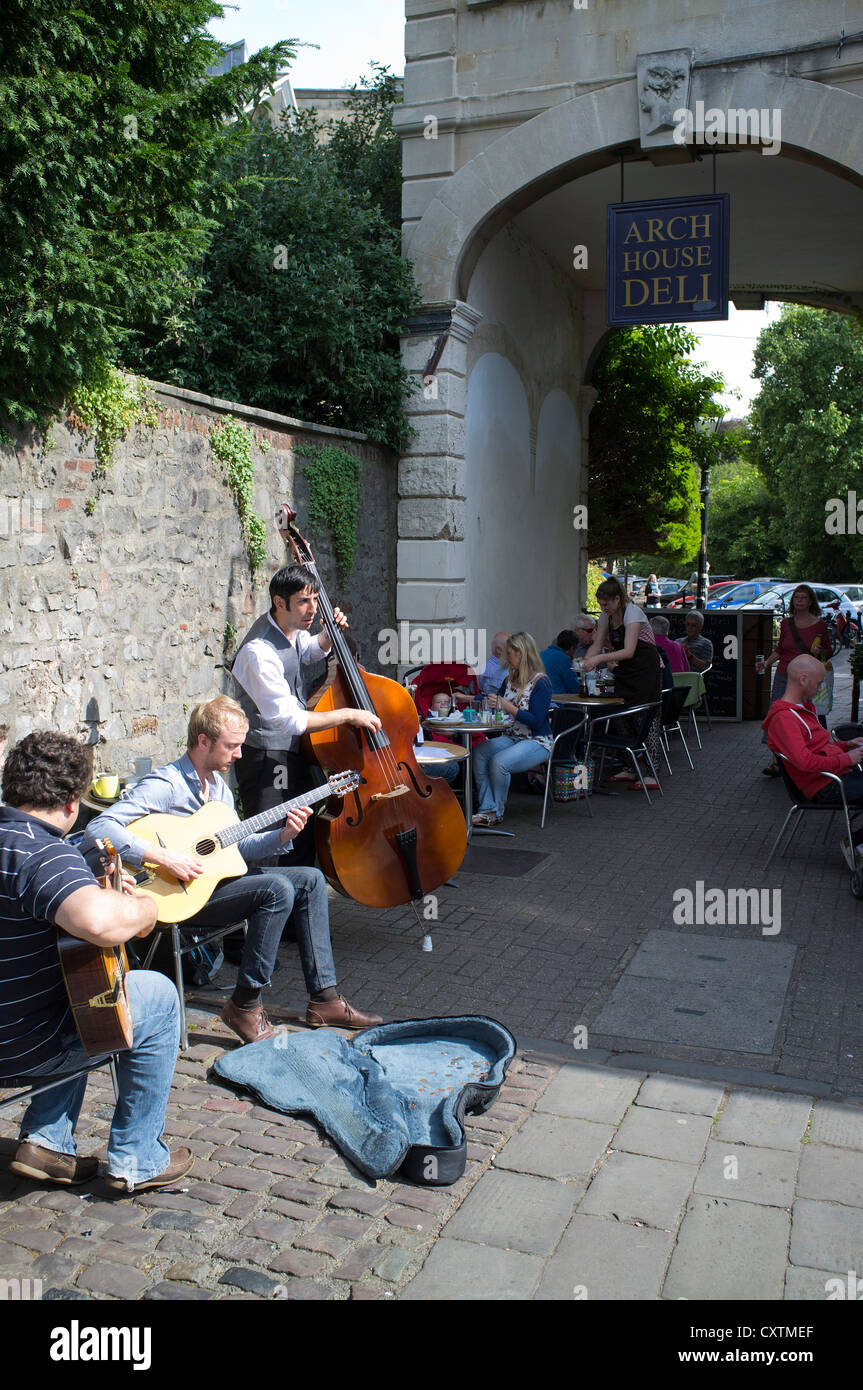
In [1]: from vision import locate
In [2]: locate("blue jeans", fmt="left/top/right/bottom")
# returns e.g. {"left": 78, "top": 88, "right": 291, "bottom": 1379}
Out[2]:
{"left": 472, "top": 736, "right": 550, "bottom": 818}
{"left": 188, "top": 866, "right": 336, "bottom": 996}
{"left": 19, "top": 970, "right": 178, "bottom": 1186}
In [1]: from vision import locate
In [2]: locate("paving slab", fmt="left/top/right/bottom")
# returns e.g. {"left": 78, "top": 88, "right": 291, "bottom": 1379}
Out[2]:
{"left": 492, "top": 1112, "right": 614, "bottom": 1182}
{"left": 441, "top": 1170, "right": 575, "bottom": 1255}
{"left": 578, "top": 1150, "right": 697, "bottom": 1231}
{"left": 635, "top": 1074, "right": 726, "bottom": 1116}
{"left": 715, "top": 1089, "right": 813, "bottom": 1151}
{"left": 663, "top": 1196, "right": 790, "bottom": 1301}
{"left": 808, "top": 1099, "right": 863, "bottom": 1150}
{"left": 613, "top": 1106, "right": 713, "bottom": 1165}
{"left": 797, "top": 1142, "right": 863, "bottom": 1208}
{"left": 534, "top": 1063, "right": 644, "bottom": 1123}
{"left": 784, "top": 1264, "right": 851, "bottom": 1301}
{"left": 694, "top": 1139, "right": 799, "bottom": 1207}
{"left": 592, "top": 932, "right": 796, "bottom": 1053}
{"left": 399, "top": 1238, "right": 544, "bottom": 1300}
{"left": 790, "top": 1199, "right": 863, "bottom": 1274}
{"left": 535, "top": 1213, "right": 674, "bottom": 1301}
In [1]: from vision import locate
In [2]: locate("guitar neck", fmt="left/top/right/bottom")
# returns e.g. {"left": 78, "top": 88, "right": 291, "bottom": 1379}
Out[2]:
{"left": 219, "top": 782, "right": 341, "bottom": 847}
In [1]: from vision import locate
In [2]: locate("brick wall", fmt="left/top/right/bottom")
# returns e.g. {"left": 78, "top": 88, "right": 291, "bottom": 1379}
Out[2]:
{"left": 0, "top": 381, "right": 397, "bottom": 773}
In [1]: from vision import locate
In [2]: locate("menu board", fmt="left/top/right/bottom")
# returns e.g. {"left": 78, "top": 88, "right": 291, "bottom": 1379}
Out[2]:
{"left": 660, "top": 607, "right": 776, "bottom": 720}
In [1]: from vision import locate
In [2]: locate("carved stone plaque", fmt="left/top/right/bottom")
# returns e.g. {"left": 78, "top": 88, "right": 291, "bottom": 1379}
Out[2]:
{"left": 637, "top": 50, "right": 694, "bottom": 156}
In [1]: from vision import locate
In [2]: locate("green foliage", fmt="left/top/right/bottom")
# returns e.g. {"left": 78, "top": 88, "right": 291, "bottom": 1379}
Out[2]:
{"left": 707, "top": 453, "right": 788, "bottom": 578}
{"left": 0, "top": 0, "right": 296, "bottom": 428}
{"left": 749, "top": 305, "right": 863, "bottom": 575}
{"left": 589, "top": 325, "right": 731, "bottom": 564}
{"left": 70, "top": 364, "right": 156, "bottom": 475}
{"left": 210, "top": 416, "right": 268, "bottom": 576}
{"left": 298, "top": 445, "right": 362, "bottom": 578}
{"left": 126, "top": 67, "right": 419, "bottom": 450}
{"left": 585, "top": 561, "right": 604, "bottom": 613}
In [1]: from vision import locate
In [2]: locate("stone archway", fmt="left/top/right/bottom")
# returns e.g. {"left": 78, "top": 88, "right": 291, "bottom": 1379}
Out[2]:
{"left": 397, "top": 47, "right": 863, "bottom": 644}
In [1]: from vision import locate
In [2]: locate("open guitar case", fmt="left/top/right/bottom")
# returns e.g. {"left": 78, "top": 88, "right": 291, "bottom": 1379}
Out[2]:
{"left": 212, "top": 1016, "right": 516, "bottom": 1186}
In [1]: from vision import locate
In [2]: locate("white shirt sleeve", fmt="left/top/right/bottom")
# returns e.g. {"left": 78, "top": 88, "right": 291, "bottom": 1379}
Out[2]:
{"left": 232, "top": 639, "right": 310, "bottom": 738}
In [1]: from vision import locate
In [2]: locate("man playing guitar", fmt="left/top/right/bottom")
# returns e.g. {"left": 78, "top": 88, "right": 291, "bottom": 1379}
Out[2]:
{"left": 0, "top": 731, "right": 192, "bottom": 1192}
{"left": 82, "top": 696, "right": 383, "bottom": 1043}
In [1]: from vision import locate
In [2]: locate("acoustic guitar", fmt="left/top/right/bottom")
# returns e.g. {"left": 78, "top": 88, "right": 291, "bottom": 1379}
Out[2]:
{"left": 128, "top": 771, "right": 361, "bottom": 923}
{"left": 57, "top": 838, "right": 135, "bottom": 1057}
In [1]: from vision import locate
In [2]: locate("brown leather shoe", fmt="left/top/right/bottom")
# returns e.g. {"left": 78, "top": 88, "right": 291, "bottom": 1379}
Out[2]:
{"left": 221, "top": 998, "right": 276, "bottom": 1045}
{"left": 105, "top": 1146, "right": 194, "bottom": 1193}
{"left": 305, "top": 995, "right": 383, "bottom": 1031}
{"left": 10, "top": 1141, "right": 98, "bottom": 1186}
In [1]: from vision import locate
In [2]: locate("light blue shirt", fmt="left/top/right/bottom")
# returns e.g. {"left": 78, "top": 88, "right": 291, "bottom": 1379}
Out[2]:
{"left": 80, "top": 754, "right": 286, "bottom": 870}
{"left": 478, "top": 656, "right": 508, "bottom": 695}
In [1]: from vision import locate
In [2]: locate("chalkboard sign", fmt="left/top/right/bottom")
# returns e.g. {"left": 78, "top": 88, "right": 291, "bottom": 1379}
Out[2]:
{"left": 662, "top": 609, "right": 740, "bottom": 720}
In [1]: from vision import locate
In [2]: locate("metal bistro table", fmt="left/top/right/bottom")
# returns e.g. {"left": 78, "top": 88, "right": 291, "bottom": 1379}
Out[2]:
{"left": 419, "top": 716, "right": 515, "bottom": 841}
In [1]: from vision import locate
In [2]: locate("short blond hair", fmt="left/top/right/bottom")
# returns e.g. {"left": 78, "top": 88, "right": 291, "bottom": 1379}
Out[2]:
{"left": 187, "top": 696, "right": 248, "bottom": 751}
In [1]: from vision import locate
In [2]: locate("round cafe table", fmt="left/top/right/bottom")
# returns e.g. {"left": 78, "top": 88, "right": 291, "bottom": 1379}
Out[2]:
{"left": 420, "top": 716, "right": 514, "bottom": 840}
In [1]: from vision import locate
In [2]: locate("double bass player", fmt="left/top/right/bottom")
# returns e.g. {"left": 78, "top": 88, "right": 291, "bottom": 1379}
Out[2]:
{"left": 230, "top": 564, "right": 381, "bottom": 867}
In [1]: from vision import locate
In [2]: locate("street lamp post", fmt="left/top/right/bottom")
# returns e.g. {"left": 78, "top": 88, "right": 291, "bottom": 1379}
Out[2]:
{"left": 694, "top": 412, "right": 724, "bottom": 611}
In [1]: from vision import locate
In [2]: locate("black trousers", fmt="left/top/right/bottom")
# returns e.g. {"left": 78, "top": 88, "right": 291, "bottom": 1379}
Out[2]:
{"left": 234, "top": 746, "right": 318, "bottom": 869}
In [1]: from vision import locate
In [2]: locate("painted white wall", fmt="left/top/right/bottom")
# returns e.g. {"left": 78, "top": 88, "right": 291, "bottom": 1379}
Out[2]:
{"left": 463, "top": 227, "right": 583, "bottom": 646}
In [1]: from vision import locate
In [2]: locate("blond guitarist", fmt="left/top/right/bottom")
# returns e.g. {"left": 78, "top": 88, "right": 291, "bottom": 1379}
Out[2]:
{"left": 81, "top": 696, "right": 383, "bottom": 1044}
{"left": 0, "top": 731, "right": 193, "bottom": 1192}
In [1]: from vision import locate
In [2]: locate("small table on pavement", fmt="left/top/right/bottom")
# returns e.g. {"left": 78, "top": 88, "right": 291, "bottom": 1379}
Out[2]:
{"left": 421, "top": 716, "right": 515, "bottom": 840}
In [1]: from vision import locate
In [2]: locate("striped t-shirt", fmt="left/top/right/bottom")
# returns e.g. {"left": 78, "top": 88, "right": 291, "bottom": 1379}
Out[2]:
{"left": 0, "top": 807, "right": 98, "bottom": 1078}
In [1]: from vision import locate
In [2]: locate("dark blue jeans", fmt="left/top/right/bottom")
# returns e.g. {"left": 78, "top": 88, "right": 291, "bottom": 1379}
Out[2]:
{"left": 187, "top": 866, "right": 336, "bottom": 996}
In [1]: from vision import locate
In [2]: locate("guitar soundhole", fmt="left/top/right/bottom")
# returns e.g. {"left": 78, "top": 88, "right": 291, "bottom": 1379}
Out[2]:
{"left": 195, "top": 839, "right": 217, "bottom": 856}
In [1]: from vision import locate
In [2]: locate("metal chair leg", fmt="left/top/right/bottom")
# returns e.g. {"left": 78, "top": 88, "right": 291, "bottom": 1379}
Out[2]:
{"left": 170, "top": 925, "right": 189, "bottom": 1051}
{"left": 764, "top": 808, "right": 797, "bottom": 869}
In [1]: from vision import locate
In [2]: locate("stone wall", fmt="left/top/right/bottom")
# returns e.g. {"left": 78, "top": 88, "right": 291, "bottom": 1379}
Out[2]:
{"left": 0, "top": 381, "right": 397, "bottom": 772}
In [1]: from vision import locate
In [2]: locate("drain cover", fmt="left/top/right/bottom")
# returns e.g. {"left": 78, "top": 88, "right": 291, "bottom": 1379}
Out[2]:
{"left": 593, "top": 931, "right": 796, "bottom": 1053}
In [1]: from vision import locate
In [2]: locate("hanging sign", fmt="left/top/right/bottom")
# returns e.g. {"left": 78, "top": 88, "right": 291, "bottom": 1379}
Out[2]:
{"left": 606, "top": 193, "right": 729, "bottom": 326}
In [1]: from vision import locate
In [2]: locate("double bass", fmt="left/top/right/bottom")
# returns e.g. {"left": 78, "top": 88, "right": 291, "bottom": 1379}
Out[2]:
{"left": 277, "top": 506, "right": 467, "bottom": 910}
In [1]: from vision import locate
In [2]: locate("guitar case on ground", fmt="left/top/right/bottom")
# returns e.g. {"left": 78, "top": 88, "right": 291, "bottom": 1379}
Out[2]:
{"left": 212, "top": 1015, "right": 516, "bottom": 1185}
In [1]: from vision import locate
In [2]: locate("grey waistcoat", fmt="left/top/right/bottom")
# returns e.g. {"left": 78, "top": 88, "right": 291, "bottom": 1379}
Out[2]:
{"left": 230, "top": 613, "right": 307, "bottom": 753}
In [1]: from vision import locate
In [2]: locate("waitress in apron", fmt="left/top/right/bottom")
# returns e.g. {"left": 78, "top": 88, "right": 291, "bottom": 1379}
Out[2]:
{"left": 581, "top": 576, "right": 663, "bottom": 789}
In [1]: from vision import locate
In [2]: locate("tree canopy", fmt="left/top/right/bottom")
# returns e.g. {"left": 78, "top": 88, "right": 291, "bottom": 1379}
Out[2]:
{"left": 0, "top": 0, "right": 296, "bottom": 428}
{"left": 126, "top": 67, "right": 419, "bottom": 450}
{"left": 706, "top": 450, "right": 788, "bottom": 578}
{"left": 588, "top": 325, "right": 730, "bottom": 564}
{"left": 749, "top": 304, "right": 863, "bottom": 577}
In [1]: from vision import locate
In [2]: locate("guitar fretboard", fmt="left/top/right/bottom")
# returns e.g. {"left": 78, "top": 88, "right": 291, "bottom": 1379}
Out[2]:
{"left": 217, "top": 780, "right": 351, "bottom": 848}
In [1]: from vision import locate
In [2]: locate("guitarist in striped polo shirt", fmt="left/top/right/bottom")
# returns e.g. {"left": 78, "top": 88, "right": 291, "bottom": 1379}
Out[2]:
{"left": 0, "top": 732, "right": 192, "bottom": 1191}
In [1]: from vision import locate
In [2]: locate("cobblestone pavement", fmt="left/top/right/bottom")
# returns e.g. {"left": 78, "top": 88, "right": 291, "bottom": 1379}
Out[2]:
{"left": 2, "top": 663, "right": 863, "bottom": 1301}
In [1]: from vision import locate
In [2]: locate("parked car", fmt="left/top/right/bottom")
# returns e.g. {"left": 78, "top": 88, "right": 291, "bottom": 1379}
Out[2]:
{"left": 705, "top": 580, "right": 780, "bottom": 609}
{"left": 666, "top": 577, "right": 738, "bottom": 608}
{"left": 748, "top": 583, "right": 859, "bottom": 641}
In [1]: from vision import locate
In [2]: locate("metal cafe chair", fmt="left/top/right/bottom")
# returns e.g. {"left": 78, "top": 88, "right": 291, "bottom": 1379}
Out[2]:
{"left": 540, "top": 709, "right": 591, "bottom": 826}
{"left": 672, "top": 671, "right": 708, "bottom": 749}
{"left": 138, "top": 920, "right": 247, "bottom": 1051}
{"left": 1, "top": 1056, "right": 120, "bottom": 1121}
{"left": 764, "top": 755, "right": 855, "bottom": 871}
{"left": 659, "top": 684, "right": 694, "bottom": 775}
{"left": 583, "top": 701, "right": 663, "bottom": 805}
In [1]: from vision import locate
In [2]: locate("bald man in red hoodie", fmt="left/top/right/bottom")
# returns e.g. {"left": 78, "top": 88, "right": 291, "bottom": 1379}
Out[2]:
{"left": 763, "top": 654, "right": 863, "bottom": 867}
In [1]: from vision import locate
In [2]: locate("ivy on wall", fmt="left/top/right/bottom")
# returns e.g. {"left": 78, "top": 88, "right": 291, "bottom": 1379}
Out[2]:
{"left": 298, "top": 444, "right": 362, "bottom": 578}
{"left": 69, "top": 364, "right": 157, "bottom": 513}
{"left": 210, "top": 416, "right": 268, "bottom": 577}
